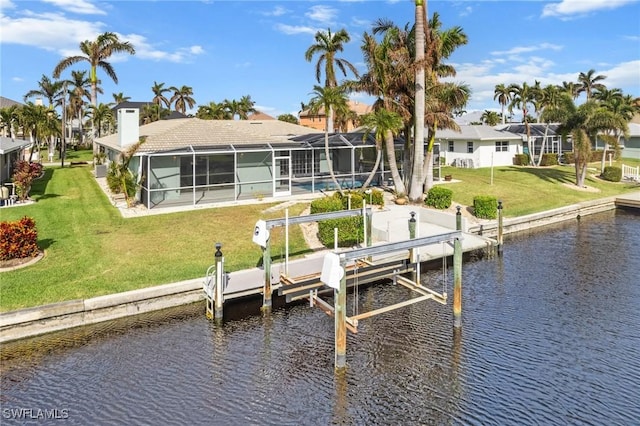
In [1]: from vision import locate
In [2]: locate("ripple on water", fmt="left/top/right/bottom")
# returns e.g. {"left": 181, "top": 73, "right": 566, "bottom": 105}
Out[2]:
{"left": 1, "top": 210, "right": 639, "bottom": 425}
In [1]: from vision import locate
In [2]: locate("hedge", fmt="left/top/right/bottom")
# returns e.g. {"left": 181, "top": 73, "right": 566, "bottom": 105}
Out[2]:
{"left": 601, "top": 166, "right": 622, "bottom": 182}
{"left": 473, "top": 196, "right": 498, "bottom": 219}
{"left": 311, "top": 194, "right": 364, "bottom": 247}
{"left": 425, "top": 186, "right": 453, "bottom": 209}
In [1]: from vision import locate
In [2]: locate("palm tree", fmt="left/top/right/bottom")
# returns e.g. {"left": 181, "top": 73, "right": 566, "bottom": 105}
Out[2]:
{"left": 494, "top": 84, "right": 511, "bottom": 124}
{"left": 359, "top": 108, "right": 404, "bottom": 189}
{"left": 577, "top": 69, "right": 607, "bottom": 101}
{"left": 508, "top": 82, "right": 538, "bottom": 165}
{"left": 561, "top": 81, "right": 581, "bottom": 100}
{"left": 169, "top": 85, "right": 196, "bottom": 114}
{"left": 23, "top": 74, "right": 64, "bottom": 108}
{"left": 305, "top": 28, "right": 358, "bottom": 133}
{"left": 68, "top": 70, "right": 92, "bottom": 147}
{"left": 89, "top": 103, "right": 114, "bottom": 137}
{"left": 409, "top": 0, "right": 427, "bottom": 202}
{"left": 20, "top": 102, "right": 50, "bottom": 161}
{"left": 481, "top": 110, "right": 500, "bottom": 126}
{"left": 151, "top": 81, "right": 171, "bottom": 120}
{"left": 53, "top": 32, "right": 135, "bottom": 149}
{"left": 112, "top": 92, "right": 131, "bottom": 105}
{"left": 597, "top": 93, "right": 633, "bottom": 172}
{"left": 421, "top": 10, "right": 468, "bottom": 193}
{"left": 537, "top": 84, "right": 566, "bottom": 166}
{"left": 277, "top": 114, "right": 298, "bottom": 124}
{"left": 238, "top": 95, "right": 257, "bottom": 120}
{"left": 109, "top": 137, "right": 145, "bottom": 207}
{"left": 308, "top": 85, "right": 350, "bottom": 194}
{"left": 196, "top": 102, "right": 230, "bottom": 120}
{"left": 140, "top": 103, "right": 169, "bottom": 124}
{"left": 347, "top": 29, "right": 409, "bottom": 195}
{"left": 0, "top": 105, "right": 19, "bottom": 138}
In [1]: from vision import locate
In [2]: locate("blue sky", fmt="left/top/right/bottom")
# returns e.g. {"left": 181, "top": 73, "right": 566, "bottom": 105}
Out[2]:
{"left": 1, "top": 0, "right": 639, "bottom": 119}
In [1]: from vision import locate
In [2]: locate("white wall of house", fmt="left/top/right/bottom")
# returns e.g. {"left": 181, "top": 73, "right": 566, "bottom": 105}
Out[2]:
{"left": 440, "top": 140, "right": 518, "bottom": 168}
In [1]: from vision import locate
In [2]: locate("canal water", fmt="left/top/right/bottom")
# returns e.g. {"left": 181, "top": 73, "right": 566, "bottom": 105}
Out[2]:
{"left": 1, "top": 210, "right": 639, "bottom": 425}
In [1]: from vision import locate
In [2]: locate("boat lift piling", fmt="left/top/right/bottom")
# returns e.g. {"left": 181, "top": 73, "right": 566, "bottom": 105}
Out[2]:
{"left": 253, "top": 207, "right": 372, "bottom": 312}
{"left": 319, "top": 231, "right": 463, "bottom": 370}
{"left": 204, "top": 242, "right": 226, "bottom": 323}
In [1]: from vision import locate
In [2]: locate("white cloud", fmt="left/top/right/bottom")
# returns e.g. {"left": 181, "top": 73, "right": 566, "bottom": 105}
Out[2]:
{"left": 491, "top": 43, "right": 563, "bottom": 56}
{"left": 305, "top": 5, "right": 337, "bottom": 25}
{"left": 123, "top": 33, "right": 204, "bottom": 63}
{"left": 42, "top": 0, "right": 106, "bottom": 15}
{"left": 0, "top": 11, "right": 105, "bottom": 51}
{"left": 274, "top": 23, "right": 317, "bottom": 36}
{"left": 262, "top": 6, "right": 288, "bottom": 17}
{"left": 542, "top": 0, "right": 636, "bottom": 18}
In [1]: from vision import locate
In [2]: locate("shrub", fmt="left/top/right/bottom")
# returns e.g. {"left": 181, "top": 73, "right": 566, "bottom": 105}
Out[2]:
{"left": 601, "top": 166, "right": 622, "bottom": 182}
{"left": 473, "top": 195, "right": 498, "bottom": 219}
{"left": 12, "top": 161, "right": 43, "bottom": 202}
{"left": 513, "top": 154, "right": 530, "bottom": 166}
{"left": 0, "top": 216, "right": 39, "bottom": 261}
{"left": 360, "top": 188, "right": 384, "bottom": 207}
{"left": 425, "top": 186, "right": 453, "bottom": 209}
{"left": 540, "top": 153, "right": 558, "bottom": 166}
{"left": 310, "top": 195, "right": 364, "bottom": 247}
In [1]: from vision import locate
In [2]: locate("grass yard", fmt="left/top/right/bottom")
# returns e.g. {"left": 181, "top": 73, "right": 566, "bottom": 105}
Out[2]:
{"left": 1, "top": 158, "right": 639, "bottom": 312}
{"left": 441, "top": 158, "right": 640, "bottom": 217}
{"left": 0, "top": 165, "right": 310, "bottom": 311}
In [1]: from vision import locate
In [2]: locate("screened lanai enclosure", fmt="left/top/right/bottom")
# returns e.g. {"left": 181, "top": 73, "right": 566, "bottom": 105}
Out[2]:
{"left": 138, "top": 133, "right": 406, "bottom": 210}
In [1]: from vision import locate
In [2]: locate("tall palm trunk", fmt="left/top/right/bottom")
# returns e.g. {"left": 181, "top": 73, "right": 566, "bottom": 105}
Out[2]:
{"left": 536, "top": 124, "right": 550, "bottom": 166}
{"left": 409, "top": 0, "right": 427, "bottom": 202}
{"left": 362, "top": 147, "right": 382, "bottom": 189}
{"left": 324, "top": 131, "right": 342, "bottom": 192}
{"left": 385, "top": 129, "right": 406, "bottom": 195}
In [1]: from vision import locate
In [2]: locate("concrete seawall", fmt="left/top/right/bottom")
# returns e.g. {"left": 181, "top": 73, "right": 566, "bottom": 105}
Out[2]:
{"left": 2, "top": 192, "right": 638, "bottom": 344}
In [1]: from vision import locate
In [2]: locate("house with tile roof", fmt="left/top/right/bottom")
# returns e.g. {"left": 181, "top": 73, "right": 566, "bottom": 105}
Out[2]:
{"left": 299, "top": 100, "right": 372, "bottom": 132}
{"left": 95, "top": 108, "right": 396, "bottom": 210}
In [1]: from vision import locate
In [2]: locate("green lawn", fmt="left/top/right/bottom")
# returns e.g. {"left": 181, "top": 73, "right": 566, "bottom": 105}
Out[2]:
{"left": 0, "top": 165, "right": 309, "bottom": 311}
{"left": 442, "top": 158, "right": 640, "bottom": 216}
{"left": 1, "top": 159, "right": 639, "bottom": 312}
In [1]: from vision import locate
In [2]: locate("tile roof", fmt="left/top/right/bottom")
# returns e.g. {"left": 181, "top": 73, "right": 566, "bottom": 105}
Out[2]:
{"left": 96, "top": 118, "right": 323, "bottom": 153}
{"left": 0, "top": 97, "right": 24, "bottom": 108}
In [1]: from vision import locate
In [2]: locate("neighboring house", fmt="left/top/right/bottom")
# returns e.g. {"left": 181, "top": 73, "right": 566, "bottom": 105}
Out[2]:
{"left": 496, "top": 123, "right": 569, "bottom": 160}
{"left": 0, "top": 136, "right": 30, "bottom": 183}
{"left": 95, "top": 108, "right": 394, "bottom": 210}
{"left": 247, "top": 111, "right": 276, "bottom": 121}
{"left": 112, "top": 101, "right": 188, "bottom": 123}
{"left": 0, "top": 96, "right": 23, "bottom": 109}
{"left": 619, "top": 123, "right": 640, "bottom": 160}
{"left": 299, "top": 100, "right": 372, "bottom": 132}
{"left": 434, "top": 125, "right": 523, "bottom": 168}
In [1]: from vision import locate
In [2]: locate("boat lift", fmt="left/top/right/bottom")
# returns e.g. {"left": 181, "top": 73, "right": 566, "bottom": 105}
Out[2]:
{"left": 317, "top": 231, "right": 463, "bottom": 369}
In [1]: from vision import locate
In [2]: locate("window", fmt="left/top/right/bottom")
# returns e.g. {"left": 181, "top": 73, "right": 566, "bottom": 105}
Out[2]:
{"left": 467, "top": 141, "right": 474, "bottom": 153}
{"left": 448, "top": 141, "right": 454, "bottom": 152}
{"left": 495, "top": 141, "right": 509, "bottom": 152}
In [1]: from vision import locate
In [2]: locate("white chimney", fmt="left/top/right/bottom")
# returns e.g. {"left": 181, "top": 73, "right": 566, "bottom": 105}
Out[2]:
{"left": 118, "top": 108, "right": 139, "bottom": 147}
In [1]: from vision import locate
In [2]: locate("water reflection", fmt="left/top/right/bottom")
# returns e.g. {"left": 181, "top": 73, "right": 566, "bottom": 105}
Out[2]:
{"left": 1, "top": 210, "right": 639, "bottom": 425}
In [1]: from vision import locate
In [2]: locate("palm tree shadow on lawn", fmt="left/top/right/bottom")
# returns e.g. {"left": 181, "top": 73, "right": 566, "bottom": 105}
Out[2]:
{"left": 501, "top": 166, "right": 575, "bottom": 185}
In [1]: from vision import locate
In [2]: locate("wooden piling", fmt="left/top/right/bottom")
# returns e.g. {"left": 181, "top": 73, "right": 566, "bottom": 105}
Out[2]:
{"left": 214, "top": 243, "right": 224, "bottom": 323}
{"left": 335, "top": 255, "right": 347, "bottom": 370}
{"left": 453, "top": 237, "right": 462, "bottom": 329}
{"left": 262, "top": 241, "right": 272, "bottom": 312}
{"left": 497, "top": 200, "right": 504, "bottom": 255}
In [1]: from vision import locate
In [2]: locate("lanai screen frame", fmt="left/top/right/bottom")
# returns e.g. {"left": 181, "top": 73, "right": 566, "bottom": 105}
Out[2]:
{"left": 138, "top": 133, "right": 405, "bottom": 210}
